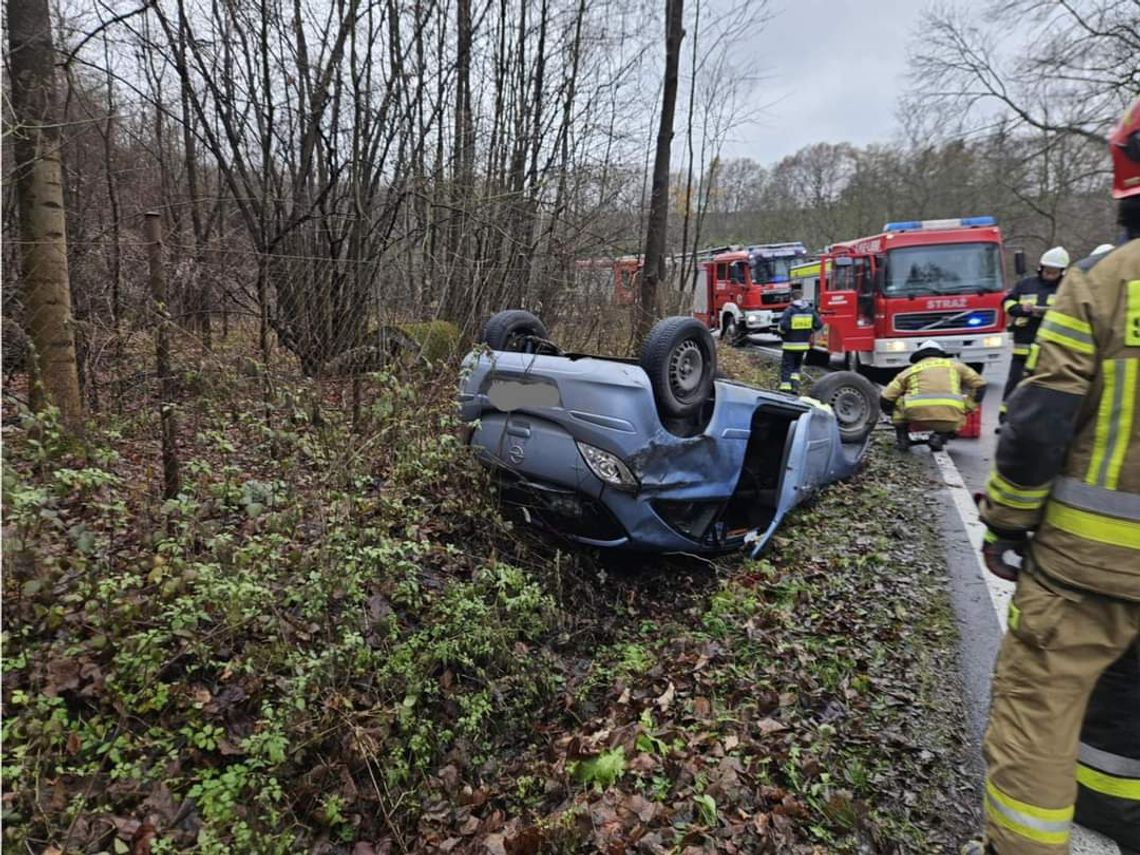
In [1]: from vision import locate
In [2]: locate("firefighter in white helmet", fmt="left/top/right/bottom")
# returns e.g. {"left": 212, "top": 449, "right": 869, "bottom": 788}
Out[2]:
{"left": 879, "top": 339, "right": 986, "bottom": 451}
{"left": 998, "top": 246, "right": 1069, "bottom": 424}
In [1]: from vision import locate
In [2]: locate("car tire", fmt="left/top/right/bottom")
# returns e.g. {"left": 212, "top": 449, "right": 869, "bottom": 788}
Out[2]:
{"left": 810, "top": 370, "right": 881, "bottom": 443}
{"left": 479, "top": 310, "right": 549, "bottom": 352}
{"left": 641, "top": 316, "right": 717, "bottom": 420}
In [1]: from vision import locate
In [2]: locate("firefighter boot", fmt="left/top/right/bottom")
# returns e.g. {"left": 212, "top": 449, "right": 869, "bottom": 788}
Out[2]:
{"left": 894, "top": 425, "right": 911, "bottom": 451}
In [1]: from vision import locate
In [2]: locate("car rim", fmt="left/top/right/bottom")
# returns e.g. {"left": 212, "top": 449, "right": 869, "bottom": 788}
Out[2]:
{"left": 669, "top": 340, "right": 704, "bottom": 400}
{"left": 830, "top": 386, "right": 868, "bottom": 427}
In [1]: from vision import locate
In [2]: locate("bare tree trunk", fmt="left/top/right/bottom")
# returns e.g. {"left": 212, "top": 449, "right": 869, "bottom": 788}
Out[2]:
{"left": 7, "top": 0, "right": 83, "bottom": 427}
{"left": 636, "top": 0, "right": 685, "bottom": 340}
{"left": 678, "top": 0, "right": 699, "bottom": 292}
{"left": 146, "top": 213, "right": 180, "bottom": 500}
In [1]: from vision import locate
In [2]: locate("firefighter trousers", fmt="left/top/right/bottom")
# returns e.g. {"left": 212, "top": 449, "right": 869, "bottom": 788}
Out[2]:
{"left": 1000, "top": 354, "right": 1029, "bottom": 415}
{"left": 779, "top": 349, "right": 805, "bottom": 393}
{"left": 982, "top": 565, "right": 1140, "bottom": 854}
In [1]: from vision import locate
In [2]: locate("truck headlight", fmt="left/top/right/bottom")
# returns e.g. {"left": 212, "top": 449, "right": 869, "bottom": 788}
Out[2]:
{"left": 746, "top": 313, "right": 763, "bottom": 325}
{"left": 983, "top": 335, "right": 1004, "bottom": 348}
{"left": 577, "top": 442, "right": 638, "bottom": 491}
{"left": 883, "top": 340, "right": 908, "bottom": 353}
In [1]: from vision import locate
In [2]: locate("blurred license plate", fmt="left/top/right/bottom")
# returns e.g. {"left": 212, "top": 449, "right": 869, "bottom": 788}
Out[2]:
{"left": 486, "top": 378, "right": 561, "bottom": 411}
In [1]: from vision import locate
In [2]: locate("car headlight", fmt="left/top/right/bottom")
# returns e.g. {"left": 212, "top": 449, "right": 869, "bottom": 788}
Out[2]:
{"left": 577, "top": 442, "right": 638, "bottom": 491}
{"left": 883, "top": 340, "right": 908, "bottom": 353}
{"left": 983, "top": 335, "right": 1004, "bottom": 348}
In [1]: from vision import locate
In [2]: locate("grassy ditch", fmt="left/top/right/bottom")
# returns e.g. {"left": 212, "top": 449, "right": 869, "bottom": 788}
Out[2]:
{"left": 2, "top": 344, "right": 976, "bottom": 853}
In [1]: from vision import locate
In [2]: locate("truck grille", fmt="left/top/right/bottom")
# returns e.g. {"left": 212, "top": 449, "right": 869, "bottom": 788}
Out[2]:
{"left": 761, "top": 290, "right": 791, "bottom": 306}
{"left": 893, "top": 309, "right": 996, "bottom": 332}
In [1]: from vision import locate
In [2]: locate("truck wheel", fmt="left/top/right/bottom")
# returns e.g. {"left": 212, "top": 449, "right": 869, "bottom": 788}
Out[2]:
{"left": 722, "top": 315, "right": 743, "bottom": 347}
{"left": 480, "top": 310, "right": 549, "bottom": 352}
{"left": 811, "top": 371, "right": 881, "bottom": 443}
{"left": 804, "top": 348, "right": 829, "bottom": 367}
{"left": 641, "top": 316, "right": 717, "bottom": 420}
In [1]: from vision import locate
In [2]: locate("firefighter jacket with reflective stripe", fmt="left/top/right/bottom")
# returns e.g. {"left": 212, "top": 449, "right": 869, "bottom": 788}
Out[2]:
{"left": 981, "top": 238, "right": 1140, "bottom": 600}
{"left": 880, "top": 357, "right": 986, "bottom": 427}
{"left": 1075, "top": 641, "right": 1140, "bottom": 849}
{"left": 778, "top": 302, "right": 821, "bottom": 351}
{"left": 1004, "top": 274, "right": 1062, "bottom": 348}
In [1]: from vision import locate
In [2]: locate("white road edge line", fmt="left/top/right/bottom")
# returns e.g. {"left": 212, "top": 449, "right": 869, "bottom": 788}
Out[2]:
{"left": 931, "top": 449, "right": 1014, "bottom": 632}
{"left": 930, "top": 449, "right": 1121, "bottom": 855}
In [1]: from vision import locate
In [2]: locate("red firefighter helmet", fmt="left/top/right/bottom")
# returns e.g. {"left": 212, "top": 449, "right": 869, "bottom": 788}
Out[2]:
{"left": 1110, "top": 98, "right": 1140, "bottom": 199}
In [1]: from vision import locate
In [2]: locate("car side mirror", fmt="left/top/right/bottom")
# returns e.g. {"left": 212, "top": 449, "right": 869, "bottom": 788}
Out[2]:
{"left": 1014, "top": 250, "right": 1026, "bottom": 276}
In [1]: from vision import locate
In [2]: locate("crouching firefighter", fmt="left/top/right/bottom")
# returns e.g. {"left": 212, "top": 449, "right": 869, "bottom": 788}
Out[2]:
{"left": 777, "top": 290, "right": 821, "bottom": 394}
{"left": 879, "top": 340, "right": 986, "bottom": 451}
{"left": 963, "top": 98, "right": 1140, "bottom": 855}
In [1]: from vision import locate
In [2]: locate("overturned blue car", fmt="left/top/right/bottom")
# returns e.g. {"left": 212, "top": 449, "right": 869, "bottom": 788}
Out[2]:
{"left": 458, "top": 311, "right": 880, "bottom": 556}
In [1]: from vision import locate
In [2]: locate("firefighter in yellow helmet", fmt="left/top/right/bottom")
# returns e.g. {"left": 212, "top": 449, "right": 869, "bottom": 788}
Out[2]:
{"left": 879, "top": 339, "right": 986, "bottom": 451}
{"left": 963, "top": 99, "right": 1140, "bottom": 854}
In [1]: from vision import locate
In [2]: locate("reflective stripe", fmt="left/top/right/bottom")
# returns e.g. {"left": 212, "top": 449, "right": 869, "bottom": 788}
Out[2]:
{"left": 984, "top": 779, "right": 1072, "bottom": 846}
{"left": 1026, "top": 343, "right": 1041, "bottom": 371}
{"left": 904, "top": 394, "right": 965, "bottom": 409}
{"left": 782, "top": 343, "right": 809, "bottom": 351}
{"left": 790, "top": 315, "right": 814, "bottom": 330}
{"left": 1052, "top": 476, "right": 1140, "bottom": 521}
{"left": 1012, "top": 344, "right": 1032, "bottom": 357}
{"left": 1037, "top": 311, "right": 1095, "bottom": 355}
{"left": 1003, "top": 298, "right": 1018, "bottom": 313}
{"left": 1079, "top": 742, "right": 1140, "bottom": 778}
{"left": 1042, "top": 310, "right": 1093, "bottom": 336}
{"left": 1044, "top": 502, "right": 1140, "bottom": 549}
{"left": 1087, "top": 359, "right": 1137, "bottom": 490}
{"left": 1077, "top": 763, "right": 1140, "bottom": 800}
{"left": 1126, "top": 280, "right": 1140, "bottom": 347}
{"left": 986, "top": 471, "right": 1050, "bottom": 511}
{"left": 1007, "top": 601, "right": 1021, "bottom": 631}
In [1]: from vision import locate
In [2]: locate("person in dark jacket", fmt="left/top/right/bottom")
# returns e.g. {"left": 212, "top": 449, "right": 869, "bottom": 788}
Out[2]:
{"left": 777, "top": 290, "right": 821, "bottom": 394}
{"left": 998, "top": 245, "right": 1069, "bottom": 422}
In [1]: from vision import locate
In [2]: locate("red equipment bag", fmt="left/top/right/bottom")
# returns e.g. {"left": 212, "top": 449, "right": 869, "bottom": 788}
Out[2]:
{"left": 957, "top": 404, "right": 982, "bottom": 439}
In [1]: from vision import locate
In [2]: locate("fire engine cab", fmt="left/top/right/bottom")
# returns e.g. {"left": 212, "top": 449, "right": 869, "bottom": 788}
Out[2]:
{"left": 794, "top": 217, "right": 1009, "bottom": 372}
{"left": 693, "top": 242, "right": 808, "bottom": 342}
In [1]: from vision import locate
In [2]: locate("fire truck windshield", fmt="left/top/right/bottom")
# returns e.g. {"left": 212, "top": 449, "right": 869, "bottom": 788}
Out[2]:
{"left": 883, "top": 242, "right": 1002, "bottom": 296}
{"left": 751, "top": 257, "right": 796, "bottom": 285}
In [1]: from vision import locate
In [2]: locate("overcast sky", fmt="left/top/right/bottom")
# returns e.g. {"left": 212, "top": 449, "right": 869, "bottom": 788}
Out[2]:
{"left": 718, "top": 0, "right": 939, "bottom": 166}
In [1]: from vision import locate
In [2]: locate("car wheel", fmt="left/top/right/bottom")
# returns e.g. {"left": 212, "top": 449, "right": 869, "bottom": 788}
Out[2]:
{"left": 810, "top": 370, "right": 881, "bottom": 443}
{"left": 479, "top": 310, "right": 549, "bottom": 352}
{"left": 641, "top": 316, "right": 717, "bottom": 420}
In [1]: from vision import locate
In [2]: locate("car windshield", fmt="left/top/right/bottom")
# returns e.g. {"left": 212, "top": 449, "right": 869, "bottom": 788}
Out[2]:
{"left": 883, "top": 243, "right": 1003, "bottom": 296}
{"left": 751, "top": 257, "right": 797, "bottom": 285}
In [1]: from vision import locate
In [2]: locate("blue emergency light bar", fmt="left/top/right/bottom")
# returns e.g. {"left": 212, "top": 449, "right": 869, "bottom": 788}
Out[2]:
{"left": 883, "top": 216, "right": 996, "bottom": 232}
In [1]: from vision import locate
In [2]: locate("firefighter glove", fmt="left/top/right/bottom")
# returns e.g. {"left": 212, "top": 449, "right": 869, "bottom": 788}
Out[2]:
{"left": 981, "top": 528, "right": 1028, "bottom": 582}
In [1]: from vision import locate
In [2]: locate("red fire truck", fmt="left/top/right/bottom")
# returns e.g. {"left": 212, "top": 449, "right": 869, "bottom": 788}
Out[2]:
{"left": 794, "top": 217, "right": 1010, "bottom": 372}
{"left": 692, "top": 242, "right": 808, "bottom": 342}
